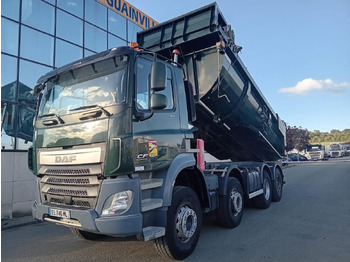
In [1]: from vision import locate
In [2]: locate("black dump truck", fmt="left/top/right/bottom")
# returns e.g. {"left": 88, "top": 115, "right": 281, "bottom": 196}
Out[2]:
{"left": 29, "top": 3, "right": 286, "bottom": 260}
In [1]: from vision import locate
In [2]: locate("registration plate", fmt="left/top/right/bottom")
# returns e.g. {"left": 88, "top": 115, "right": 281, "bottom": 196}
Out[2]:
{"left": 49, "top": 208, "right": 71, "bottom": 219}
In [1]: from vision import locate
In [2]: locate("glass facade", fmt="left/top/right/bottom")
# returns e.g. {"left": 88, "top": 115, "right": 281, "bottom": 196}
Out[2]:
{"left": 1, "top": 0, "right": 142, "bottom": 151}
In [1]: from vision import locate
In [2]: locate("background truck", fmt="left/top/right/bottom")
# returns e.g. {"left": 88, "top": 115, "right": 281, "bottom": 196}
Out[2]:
{"left": 329, "top": 143, "right": 345, "bottom": 157}
{"left": 29, "top": 3, "right": 286, "bottom": 260}
{"left": 306, "top": 144, "right": 328, "bottom": 160}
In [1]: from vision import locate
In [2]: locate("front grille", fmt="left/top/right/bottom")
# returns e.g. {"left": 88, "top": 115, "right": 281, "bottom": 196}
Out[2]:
{"left": 39, "top": 164, "right": 102, "bottom": 210}
{"left": 332, "top": 152, "right": 339, "bottom": 157}
{"left": 47, "top": 188, "right": 89, "bottom": 196}
{"left": 49, "top": 198, "right": 92, "bottom": 208}
{"left": 45, "top": 169, "right": 91, "bottom": 175}
{"left": 46, "top": 177, "right": 90, "bottom": 185}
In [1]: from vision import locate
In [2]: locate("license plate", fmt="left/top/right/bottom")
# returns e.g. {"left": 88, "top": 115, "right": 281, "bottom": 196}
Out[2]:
{"left": 49, "top": 208, "right": 71, "bottom": 219}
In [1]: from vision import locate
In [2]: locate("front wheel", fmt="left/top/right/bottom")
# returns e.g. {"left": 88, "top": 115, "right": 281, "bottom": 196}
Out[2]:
{"left": 154, "top": 186, "right": 202, "bottom": 260}
{"left": 253, "top": 170, "right": 272, "bottom": 209}
{"left": 218, "top": 177, "right": 244, "bottom": 228}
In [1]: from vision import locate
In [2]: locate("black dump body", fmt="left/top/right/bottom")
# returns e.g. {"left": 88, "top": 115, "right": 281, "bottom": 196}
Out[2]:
{"left": 137, "top": 3, "right": 286, "bottom": 162}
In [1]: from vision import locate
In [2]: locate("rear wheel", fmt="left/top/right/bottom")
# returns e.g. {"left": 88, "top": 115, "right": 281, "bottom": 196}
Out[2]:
{"left": 218, "top": 177, "right": 244, "bottom": 228}
{"left": 253, "top": 170, "right": 272, "bottom": 209}
{"left": 271, "top": 168, "right": 283, "bottom": 202}
{"left": 70, "top": 228, "right": 102, "bottom": 240}
{"left": 154, "top": 186, "right": 202, "bottom": 260}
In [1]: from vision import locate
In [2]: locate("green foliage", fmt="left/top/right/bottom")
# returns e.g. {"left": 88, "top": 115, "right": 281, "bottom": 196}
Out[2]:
{"left": 309, "top": 129, "right": 350, "bottom": 144}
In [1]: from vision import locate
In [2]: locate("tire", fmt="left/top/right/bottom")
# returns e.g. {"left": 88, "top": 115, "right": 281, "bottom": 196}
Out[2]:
{"left": 70, "top": 228, "right": 102, "bottom": 240}
{"left": 253, "top": 170, "right": 272, "bottom": 209}
{"left": 218, "top": 177, "right": 244, "bottom": 228}
{"left": 154, "top": 186, "right": 202, "bottom": 260}
{"left": 271, "top": 168, "right": 283, "bottom": 202}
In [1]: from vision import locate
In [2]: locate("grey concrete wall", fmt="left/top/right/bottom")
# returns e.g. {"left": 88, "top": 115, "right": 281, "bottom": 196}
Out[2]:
{"left": 1, "top": 151, "right": 36, "bottom": 219}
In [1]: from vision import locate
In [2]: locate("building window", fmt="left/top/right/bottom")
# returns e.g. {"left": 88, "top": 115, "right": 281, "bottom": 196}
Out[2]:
{"left": 56, "top": 9, "right": 83, "bottom": 46}
{"left": 57, "top": 0, "right": 83, "bottom": 18}
{"left": 1, "top": 54, "right": 18, "bottom": 102}
{"left": 19, "top": 59, "right": 52, "bottom": 91}
{"left": 108, "top": 9, "right": 126, "bottom": 40}
{"left": 21, "top": 0, "right": 55, "bottom": 35}
{"left": 85, "top": 23, "right": 107, "bottom": 53}
{"left": 1, "top": 18, "right": 19, "bottom": 56}
{"left": 20, "top": 26, "right": 54, "bottom": 66}
{"left": 1, "top": 102, "right": 16, "bottom": 150}
{"left": 84, "top": 49, "right": 96, "bottom": 57}
{"left": 85, "top": 0, "right": 107, "bottom": 30}
{"left": 55, "top": 39, "right": 83, "bottom": 67}
{"left": 127, "top": 21, "right": 142, "bottom": 43}
{"left": 1, "top": 0, "right": 20, "bottom": 21}
{"left": 108, "top": 34, "right": 127, "bottom": 49}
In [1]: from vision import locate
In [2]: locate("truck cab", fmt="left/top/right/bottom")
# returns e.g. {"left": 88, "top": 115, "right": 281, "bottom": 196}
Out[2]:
{"left": 30, "top": 45, "right": 198, "bottom": 234}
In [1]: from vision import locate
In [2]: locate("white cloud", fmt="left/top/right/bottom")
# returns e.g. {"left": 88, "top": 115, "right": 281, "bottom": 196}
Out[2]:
{"left": 279, "top": 78, "right": 350, "bottom": 95}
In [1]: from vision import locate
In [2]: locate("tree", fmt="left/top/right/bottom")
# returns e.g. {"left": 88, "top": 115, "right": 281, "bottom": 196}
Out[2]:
{"left": 286, "top": 126, "right": 310, "bottom": 152}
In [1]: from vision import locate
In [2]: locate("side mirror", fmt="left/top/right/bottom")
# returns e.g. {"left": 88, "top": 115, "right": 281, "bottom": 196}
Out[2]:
{"left": 33, "top": 84, "right": 43, "bottom": 95}
{"left": 150, "top": 94, "right": 167, "bottom": 110}
{"left": 151, "top": 62, "right": 166, "bottom": 91}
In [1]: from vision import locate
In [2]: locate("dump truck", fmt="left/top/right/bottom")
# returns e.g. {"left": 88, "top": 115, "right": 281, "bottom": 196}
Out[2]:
{"left": 29, "top": 3, "right": 286, "bottom": 260}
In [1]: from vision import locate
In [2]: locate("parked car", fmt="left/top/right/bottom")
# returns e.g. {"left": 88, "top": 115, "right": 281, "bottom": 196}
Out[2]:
{"left": 280, "top": 156, "right": 292, "bottom": 165}
{"left": 288, "top": 153, "right": 308, "bottom": 161}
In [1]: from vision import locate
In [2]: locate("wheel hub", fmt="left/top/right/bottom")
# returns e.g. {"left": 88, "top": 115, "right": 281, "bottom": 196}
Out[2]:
{"left": 176, "top": 205, "right": 197, "bottom": 243}
{"left": 230, "top": 189, "right": 243, "bottom": 216}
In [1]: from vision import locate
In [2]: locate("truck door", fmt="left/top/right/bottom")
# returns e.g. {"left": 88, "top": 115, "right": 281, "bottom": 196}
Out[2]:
{"left": 133, "top": 56, "right": 183, "bottom": 172}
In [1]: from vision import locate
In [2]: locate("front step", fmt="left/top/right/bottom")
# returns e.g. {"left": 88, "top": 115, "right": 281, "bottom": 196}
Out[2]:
{"left": 141, "top": 198, "right": 163, "bottom": 212}
{"left": 142, "top": 226, "right": 165, "bottom": 241}
{"left": 140, "top": 178, "right": 163, "bottom": 190}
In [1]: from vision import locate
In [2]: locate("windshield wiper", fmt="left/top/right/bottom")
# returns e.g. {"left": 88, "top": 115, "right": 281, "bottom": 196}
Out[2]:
{"left": 70, "top": 105, "right": 112, "bottom": 116}
{"left": 40, "top": 113, "right": 65, "bottom": 124}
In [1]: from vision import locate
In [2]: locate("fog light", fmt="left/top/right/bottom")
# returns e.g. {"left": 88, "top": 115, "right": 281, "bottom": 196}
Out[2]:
{"left": 102, "top": 190, "right": 133, "bottom": 215}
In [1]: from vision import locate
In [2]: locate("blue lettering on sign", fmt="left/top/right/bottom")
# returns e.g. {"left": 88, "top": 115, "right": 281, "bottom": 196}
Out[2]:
{"left": 139, "top": 13, "right": 145, "bottom": 26}
{"left": 132, "top": 9, "right": 138, "bottom": 23}
{"left": 121, "top": 2, "right": 128, "bottom": 16}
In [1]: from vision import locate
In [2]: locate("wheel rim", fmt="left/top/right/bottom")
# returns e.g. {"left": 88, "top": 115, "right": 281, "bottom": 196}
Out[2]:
{"left": 230, "top": 188, "right": 243, "bottom": 216}
{"left": 175, "top": 205, "right": 198, "bottom": 243}
{"left": 263, "top": 178, "right": 271, "bottom": 200}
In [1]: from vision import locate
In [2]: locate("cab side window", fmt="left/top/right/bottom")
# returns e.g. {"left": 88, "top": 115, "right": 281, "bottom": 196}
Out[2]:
{"left": 136, "top": 57, "right": 151, "bottom": 110}
{"left": 136, "top": 57, "right": 174, "bottom": 110}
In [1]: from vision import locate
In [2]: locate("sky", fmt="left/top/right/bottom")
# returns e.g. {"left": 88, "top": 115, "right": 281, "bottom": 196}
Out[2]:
{"left": 128, "top": 0, "right": 350, "bottom": 132}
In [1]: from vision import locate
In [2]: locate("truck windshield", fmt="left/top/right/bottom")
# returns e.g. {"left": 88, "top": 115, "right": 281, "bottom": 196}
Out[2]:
{"left": 38, "top": 56, "right": 128, "bottom": 117}
{"left": 307, "top": 145, "right": 322, "bottom": 151}
{"left": 330, "top": 144, "right": 340, "bottom": 150}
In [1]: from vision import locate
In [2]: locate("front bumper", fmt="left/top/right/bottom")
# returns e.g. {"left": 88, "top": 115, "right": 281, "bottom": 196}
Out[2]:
{"left": 32, "top": 176, "right": 143, "bottom": 237}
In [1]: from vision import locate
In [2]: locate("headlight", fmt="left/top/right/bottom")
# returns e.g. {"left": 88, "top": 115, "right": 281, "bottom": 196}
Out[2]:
{"left": 102, "top": 190, "right": 133, "bottom": 215}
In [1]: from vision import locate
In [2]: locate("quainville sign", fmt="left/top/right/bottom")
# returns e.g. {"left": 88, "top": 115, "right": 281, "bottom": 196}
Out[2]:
{"left": 97, "top": 0, "right": 158, "bottom": 30}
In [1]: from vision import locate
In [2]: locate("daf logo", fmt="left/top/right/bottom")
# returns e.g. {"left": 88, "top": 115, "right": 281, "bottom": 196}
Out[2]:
{"left": 55, "top": 155, "right": 77, "bottom": 163}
